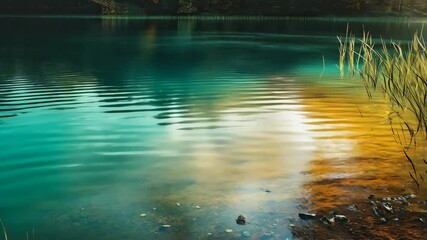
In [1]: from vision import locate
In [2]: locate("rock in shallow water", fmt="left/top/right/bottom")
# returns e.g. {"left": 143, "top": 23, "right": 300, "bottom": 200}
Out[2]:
{"left": 348, "top": 204, "right": 358, "bottom": 211}
{"left": 320, "top": 216, "right": 332, "bottom": 224}
{"left": 299, "top": 213, "right": 316, "bottom": 220}
{"left": 405, "top": 194, "right": 417, "bottom": 199}
{"left": 372, "top": 206, "right": 382, "bottom": 216}
{"left": 334, "top": 215, "right": 349, "bottom": 223}
{"left": 236, "top": 215, "right": 246, "bottom": 225}
{"left": 381, "top": 202, "right": 393, "bottom": 212}
{"left": 159, "top": 224, "right": 171, "bottom": 231}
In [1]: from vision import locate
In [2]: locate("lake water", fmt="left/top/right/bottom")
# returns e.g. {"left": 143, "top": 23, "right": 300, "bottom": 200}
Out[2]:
{"left": 0, "top": 17, "right": 426, "bottom": 239}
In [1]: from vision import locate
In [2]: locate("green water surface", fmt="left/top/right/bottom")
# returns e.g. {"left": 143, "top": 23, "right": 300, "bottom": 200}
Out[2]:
{"left": 0, "top": 16, "right": 425, "bottom": 239}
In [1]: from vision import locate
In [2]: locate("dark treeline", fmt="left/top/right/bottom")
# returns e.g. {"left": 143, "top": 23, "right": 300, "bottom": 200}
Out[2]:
{"left": 1, "top": 0, "right": 426, "bottom": 16}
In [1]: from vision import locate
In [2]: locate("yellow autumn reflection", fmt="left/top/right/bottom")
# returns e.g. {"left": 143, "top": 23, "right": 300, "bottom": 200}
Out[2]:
{"left": 154, "top": 74, "right": 427, "bottom": 210}
{"left": 300, "top": 75, "right": 427, "bottom": 209}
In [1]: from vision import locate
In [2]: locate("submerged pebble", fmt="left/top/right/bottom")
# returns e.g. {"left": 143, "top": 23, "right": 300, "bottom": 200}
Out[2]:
{"left": 140, "top": 213, "right": 147, "bottom": 217}
{"left": 348, "top": 204, "right": 358, "bottom": 211}
{"left": 382, "top": 203, "right": 393, "bottom": 212}
{"left": 225, "top": 229, "right": 233, "bottom": 233}
{"left": 334, "top": 215, "right": 349, "bottom": 223}
{"left": 236, "top": 215, "right": 246, "bottom": 225}
{"left": 372, "top": 206, "right": 382, "bottom": 216}
{"left": 320, "top": 216, "right": 332, "bottom": 224}
{"left": 242, "top": 231, "right": 250, "bottom": 237}
{"left": 298, "top": 213, "right": 316, "bottom": 220}
{"left": 405, "top": 194, "right": 417, "bottom": 199}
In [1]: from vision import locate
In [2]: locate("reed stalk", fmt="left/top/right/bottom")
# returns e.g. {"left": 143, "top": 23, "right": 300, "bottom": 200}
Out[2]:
{"left": 339, "top": 29, "right": 427, "bottom": 186}
{"left": 0, "top": 218, "right": 8, "bottom": 240}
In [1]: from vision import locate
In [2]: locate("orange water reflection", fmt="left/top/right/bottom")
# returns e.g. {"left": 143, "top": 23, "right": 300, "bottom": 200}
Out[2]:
{"left": 300, "top": 76, "right": 426, "bottom": 203}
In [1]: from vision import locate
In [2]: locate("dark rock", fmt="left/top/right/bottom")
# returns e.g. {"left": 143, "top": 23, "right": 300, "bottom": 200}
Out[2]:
{"left": 320, "top": 216, "right": 329, "bottom": 224}
{"left": 348, "top": 204, "right": 358, "bottom": 211}
{"left": 380, "top": 218, "right": 387, "bottom": 223}
{"left": 236, "top": 215, "right": 246, "bottom": 225}
{"left": 298, "top": 213, "right": 316, "bottom": 220}
{"left": 334, "top": 215, "right": 349, "bottom": 223}
{"left": 405, "top": 194, "right": 416, "bottom": 199}
{"left": 368, "top": 194, "right": 375, "bottom": 200}
{"left": 381, "top": 202, "right": 393, "bottom": 213}
{"left": 329, "top": 210, "right": 338, "bottom": 215}
{"left": 265, "top": 189, "right": 271, "bottom": 193}
{"left": 372, "top": 206, "right": 383, "bottom": 217}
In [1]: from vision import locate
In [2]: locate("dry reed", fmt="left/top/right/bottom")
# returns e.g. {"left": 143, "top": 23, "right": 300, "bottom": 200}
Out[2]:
{"left": 339, "top": 29, "right": 427, "bottom": 186}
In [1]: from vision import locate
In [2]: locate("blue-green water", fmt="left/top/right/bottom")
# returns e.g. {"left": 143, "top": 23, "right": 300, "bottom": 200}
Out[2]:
{"left": 0, "top": 17, "right": 426, "bottom": 239}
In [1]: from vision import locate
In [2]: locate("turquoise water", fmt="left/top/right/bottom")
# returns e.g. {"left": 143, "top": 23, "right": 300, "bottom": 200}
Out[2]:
{"left": 0, "top": 17, "right": 426, "bottom": 239}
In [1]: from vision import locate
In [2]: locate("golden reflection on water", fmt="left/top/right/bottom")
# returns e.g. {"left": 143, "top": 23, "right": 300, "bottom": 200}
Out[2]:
{"left": 299, "top": 75, "right": 427, "bottom": 210}
{"left": 143, "top": 74, "right": 427, "bottom": 210}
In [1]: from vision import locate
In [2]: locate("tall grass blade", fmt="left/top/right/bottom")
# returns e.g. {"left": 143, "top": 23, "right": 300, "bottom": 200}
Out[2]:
{"left": 339, "top": 29, "right": 427, "bottom": 185}
{"left": 0, "top": 218, "right": 8, "bottom": 240}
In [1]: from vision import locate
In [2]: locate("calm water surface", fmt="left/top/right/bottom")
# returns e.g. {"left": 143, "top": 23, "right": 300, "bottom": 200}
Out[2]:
{"left": 0, "top": 17, "right": 426, "bottom": 239}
